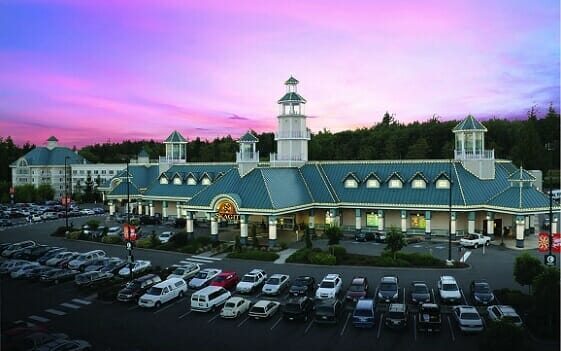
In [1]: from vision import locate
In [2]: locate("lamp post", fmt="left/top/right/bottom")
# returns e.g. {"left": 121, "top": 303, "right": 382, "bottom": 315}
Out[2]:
{"left": 64, "top": 156, "right": 70, "bottom": 232}
{"left": 448, "top": 159, "right": 453, "bottom": 262}
{"left": 126, "top": 160, "right": 134, "bottom": 281}
{"left": 545, "top": 143, "right": 554, "bottom": 256}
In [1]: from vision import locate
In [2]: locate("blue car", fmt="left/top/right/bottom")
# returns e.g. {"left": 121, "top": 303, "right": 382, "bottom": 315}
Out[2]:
{"left": 352, "top": 299, "right": 376, "bottom": 328}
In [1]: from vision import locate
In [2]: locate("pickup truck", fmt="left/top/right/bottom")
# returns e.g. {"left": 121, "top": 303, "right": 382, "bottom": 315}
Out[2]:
{"left": 417, "top": 303, "right": 441, "bottom": 333}
{"left": 460, "top": 233, "right": 491, "bottom": 248}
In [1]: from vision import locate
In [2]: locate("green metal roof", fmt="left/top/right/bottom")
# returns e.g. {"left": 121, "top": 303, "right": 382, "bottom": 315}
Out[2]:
{"left": 12, "top": 147, "right": 86, "bottom": 166}
{"left": 453, "top": 115, "right": 487, "bottom": 132}
{"left": 486, "top": 186, "right": 551, "bottom": 210}
{"left": 277, "top": 92, "right": 307, "bottom": 104}
{"left": 138, "top": 149, "right": 149, "bottom": 157}
{"left": 285, "top": 76, "right": 299, "bottom": 85}
{"left": 507, "top": 168, "right": 536, "bottom": 182}
{"left": 47, "top": 136, "right": 58, "bottom": 141}
{"left": 106, "top": 165, "right": 160, "bottom": 197}
{"left": 238, "top": 132, "right": 258, "bottom": 143}
{"left": 164, "top": 130, "right": 187, "bottom": 143}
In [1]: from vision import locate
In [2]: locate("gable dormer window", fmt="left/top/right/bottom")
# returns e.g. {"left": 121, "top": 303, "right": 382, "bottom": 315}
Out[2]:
{"left": 344, "top": 178, "right": 358, "bottom": 188}
{"left": 436, "top": 179, "right": 450, "bottom": 189}
{"left": 389, "top": 179, "right": 402, "bottom": 189}
{"left": 412, "top": 179, "right": 426, "bottom": 189}
{"left": 173, "top": 177, "right": 182, "bottom": 185}
{"left": 187, "top": 177, "right": 196, "bottom": 185}
{"left": 160, "top": 178, "right": 168, "bottom": 185}
{"left": 201, "top": 177, "right": 211, "bottom": 186}
{"left": 366, "top": 179, "right": 380, "bottom": 188}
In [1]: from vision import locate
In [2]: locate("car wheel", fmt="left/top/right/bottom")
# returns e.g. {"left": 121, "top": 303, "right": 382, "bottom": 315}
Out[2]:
{"left": 155, "top": 301, "right": 161, "bottom": 308}
{"left": 54, "top": 279, "right": 59, "bottom": 285}
{"left": 474, "top": 243, "right": 478, "bottom": 249}
{"left": 485, "top": 241, "right": 490, "bottom": 246}
{"left": 178, "top": 291, "right": 184, "bottom": 298}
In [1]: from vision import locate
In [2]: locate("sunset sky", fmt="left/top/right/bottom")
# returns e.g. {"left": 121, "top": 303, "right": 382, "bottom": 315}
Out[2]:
{"left": 0, "top": 0, "right": 559, "bottom": 148}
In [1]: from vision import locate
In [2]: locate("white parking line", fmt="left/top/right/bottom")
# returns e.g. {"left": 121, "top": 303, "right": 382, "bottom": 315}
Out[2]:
{"left": 460, "top": 250, "right": 472, "bottom": 263}
{"left": 270, "top": 316, "right": 282, "bottom": 330}
{"left": 128, "top": 305, "right": 140, "bottom": 311}
{"left": 60, "top": 303, "right": 80, "bottom": 310}
{"left": 45, "top": 309, "right": 66, "bottom": 316}
{"left": 153, "top": 303, "right": 176, "bottom": 314}
{"left": 178, "top": 310, "right": 193, "bottom": 319}
{"left": 179, "top": 259, "right": 207, "bottom": 265}
{"left": 304, "top": 320, "right": 314, "bottom": 334}
{"left": 339, "top": 312, "right": 351, "bottom": 336}
{"left": 207, "top": 313, "right": 220, "bottom": 323}
{"left": 237, "top": 316, "right": 249, "bottom": 327}
{"left": 191, "top": 255, "right": 222, "bottom": 261}
{"left": 377, "top": 312, "right": 384, "bottom": 339}
{"left": 181, "top": 258, "right": 213, "bottom": 264}
{"left": 29, "top": 315, "right": 50, "bottom": 323}
{"left": 447, "top": 315, "right": 456, "bottom": 342}
{"left": 413, "top": 313, "right": 417, "bottom": 341}
{"left": 72, "top": 298, "right": 92, "bottom": 305}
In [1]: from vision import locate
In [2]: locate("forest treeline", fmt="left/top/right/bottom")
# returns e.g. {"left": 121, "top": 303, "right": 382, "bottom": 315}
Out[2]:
{"left": 1, "top": 107, "right": 559, "bottom": 189}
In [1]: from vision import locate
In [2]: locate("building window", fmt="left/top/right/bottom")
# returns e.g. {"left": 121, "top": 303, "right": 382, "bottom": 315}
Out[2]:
{"left": 410, "top": 213, "right": 426, "bottom": 229}
{"left": 101, "top": 170, "right": 106, "bottom": 174}
{"left": 160, "top": 178, "right": 168, "bottom": 185}
{"left": 436, "top": 179, "right": 450, "bottom": 189}
{"left": 80, "top": 170, "right": 84, "bottom": 175}
{"left": 109, "top": 170, "right": 114, "bottom": 174}
{"left": 389, "top": 179, "right": 402, "bottom": 188}
{"left": 412, "top": 179, "right": 426, "bottom": 189}
{"left": 94, "top": 170, "right": 98, "bottom": 174}
{"left": 173, "top": 177, "right": 182, "bottom": 185}
{"left": 73, "top": 170, "right": 77, "bottom": 175}
{"left": 187, "top": 177, "right": 196, "bottom": 185}
{"left": 366, "top": 179, "right": 380, "bottom": 188}
{"left": 344, "top": 178, "right": 358, "bottom": 188}
{"left": 201, "top": 177, "right": 211, "bottom": 186}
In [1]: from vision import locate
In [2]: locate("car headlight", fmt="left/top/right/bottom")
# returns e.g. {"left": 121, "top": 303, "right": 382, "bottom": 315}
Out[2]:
{"left": 392, "top": 293, "right": 398, "bottom": 299}
{"left": 412, "top": 298, "right": 417, "bottom": 302}
{"left": 474, "top": 295, "right": 482, "bottom": 301}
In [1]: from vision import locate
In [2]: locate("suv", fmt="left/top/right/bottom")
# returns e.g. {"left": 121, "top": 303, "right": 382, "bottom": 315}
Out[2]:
{"left": 345, "top": 276, "right": 369, "bottom": 302}
{"left": 107, "top": 226, "right": 123, "bottom": 236}
{"left": 352, "top": 299, "right": 376, "bottom": 328}
{"left": 288, "top": 276, "right": 316, "bottom": 297}
{"left": 235, "top": 269, "right": 267, "bottom": 294}
{"left": 385, "top": 303, "right": 408, "bottom": 329}
{"left": 68, "top": 250, "right": 106, "bottom": 271}
{"left": 377, "top": 275, "right": 399, "bottom": 303}
{"left": 117, "top": 273, "right": 162, "bottom": 302}
{"left": 316, "top": 274, "right": 343, "bottom": 299}
{"left": 437, "top": 276, "right": 462, "bottom": 304}
{"left": 487, "top": 305, "right": 523, "bottom": 327}
{"left": 314, "top": 299, "right": 343, "bottom": 324}
{"left": 282, "top": 296, "right": 314, "bottom": 322}
{"left": 469, "top": 279, "right": 495, "bottom": 305}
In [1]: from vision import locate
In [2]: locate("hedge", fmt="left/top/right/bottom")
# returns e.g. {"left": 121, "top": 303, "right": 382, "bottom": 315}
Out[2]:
{"left": 227, "top": 250, "right": 279, "bottom": 261}
{"left": 285, "top": 248, "right": 312, "bottom": 263}
{"left": 101, "top": 236, "right": 123, "bottom": 244}
{"left": 309, "top": 252, "right": 336, "bottom": 265}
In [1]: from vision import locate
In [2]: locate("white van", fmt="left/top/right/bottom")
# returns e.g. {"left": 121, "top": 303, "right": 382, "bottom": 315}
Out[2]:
{"left": 138, "top": 277, "right": 187, "bottom": 308}
{"left": 190, "top": 286, "right": 231, "bottom": 312}
{"left": 67, "top": 250, "right": 106, "bottom": 271}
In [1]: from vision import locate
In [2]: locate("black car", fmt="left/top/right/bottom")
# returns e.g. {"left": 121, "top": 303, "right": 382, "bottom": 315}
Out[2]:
{"left": 314, "top": 299, "right": 343, "bottom": 324}
{"left": 39, "top": 268, "right": 79, "bottom": 285}
{"left": 117, "top": 273, "right": 162, "bottom": 302}
{"left": 0, "top": 219, "right": 13, "bottom": 226}
{"left": 288, "top": 276, "right": 316, "bottom": 296}
{"left": 354, "top": 231, "right": 374, "bottom": 242}
{"left": 139, "top": 215, "right": 161, "bottom": 225}
{"left": 13, "top": 245, "right": 51, "bottom": 261}
{"left": 283, "top": 296, "right": 314, "bottom": 322}
{"left": 410, "top": 281, "right": 431, "bottom": 305}
{"left": 22, "top": 266, "right": 55, "bottom": 280}
{"left": 37, "top": 248, "right": 66, "bottom": 265}
{"left": 469, "top": 280, "right": 495, "bottom": 305}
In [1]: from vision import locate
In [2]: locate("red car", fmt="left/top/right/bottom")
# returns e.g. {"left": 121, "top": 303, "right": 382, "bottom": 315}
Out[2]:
{"left": 210, "top": 271, "right": 240, "bottom": 290}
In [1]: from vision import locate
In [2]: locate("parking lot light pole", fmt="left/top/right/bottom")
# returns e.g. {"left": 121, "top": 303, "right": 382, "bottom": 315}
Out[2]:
{"left": 64, "top": 156, "right": 70, "bottom": 232}
{"left": 546, "top": 143, "right": 554, "bottom": 256}
{"left": 126, "top": 159, "right": 133, "bottom": 282}
{"left": 448, "top": 159, "right": 453, "bottom": 262}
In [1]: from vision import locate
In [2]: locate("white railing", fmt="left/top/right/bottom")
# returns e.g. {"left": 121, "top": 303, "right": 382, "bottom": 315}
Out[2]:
{"left": 274, "top": 130, "right": 311, "bottom": 140}
{"left": 158, "top": 156, "right": 186, "bottom": 163}
{"left": 455, "top": 149, "right": 494, "bottom": 160}
{"left": 236, "top": 151, "right": 259, "bottom": 163}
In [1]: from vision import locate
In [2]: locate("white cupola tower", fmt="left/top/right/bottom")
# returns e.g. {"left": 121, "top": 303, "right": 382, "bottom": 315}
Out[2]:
{"left": 236, "top": 131, "right": 259, "bottom": 176}
{"left": 270, "top": 76, "right": 311, "bottom": 167}
{"left": 453, "top": 115, "right": 495, "bottom": 179}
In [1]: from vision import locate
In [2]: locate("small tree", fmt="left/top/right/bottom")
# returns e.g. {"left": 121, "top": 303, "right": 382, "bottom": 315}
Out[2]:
{"left": 37, "top": 183, "right": 55, "bottom": 201}
{"left": 234, "top": 235, "right": 242, "bottom": 253}
{"left": 305, "top": 228, "right": 313, "bottom": 249}
{"left": 385, "top": 226, "right": 406, "bottom": 260}
{"left": 532, "top": 266, "right": 560, "bottom": 335}
{"left": 325, "top": 225, "right": 342, "bottom": 245}
{"left": 479, "top": 320, "right": 527, "bottom": 351}
{"left": 513, "top": 252, "right": 544, "bottom": 293}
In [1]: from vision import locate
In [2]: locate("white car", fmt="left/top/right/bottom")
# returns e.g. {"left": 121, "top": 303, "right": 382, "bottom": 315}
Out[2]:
{"left": 118, "top": 260, "right": 152, "bottom": 277}
{"left": 188, "top": 268, "right": 222, "bottom": 290}
{"left": 487, "top": 305, "right": 523, "bottom": 327}
{"left": 138, "top": 278, "right": 187, "bottom": 308}
{"left": 30, "top": 214, "right": 43, "bottom": 222}
{"left": 158, "top": 231, "right": 175, "bottom": 244}
{"left": 452, "top": 305, "right": 484, "bottom": 333}
{"left": 2, "top": 241, "right": 36, "bottom": 257}
{"left": 0, "top": 259, "right": 27, "bottom": 274}
{"left": 248, "top": 300, "right": 281, "bottom": 320}
{"left": 107, "top": 226, "right": 123, "bottom": 236}
{"left": 80, "top": 209, "right": 95, "bottom": 215}
{"left": 46, "top": 251, "right": 76, "bottom": 267}
{"left": 460, "top": 233, "right": 491, "bottom": 248}
{"left": 220, "top": 297, "right": 252, "bottom": 319}
{"left": 437, "top": 276, "right": 462, "bottom": 304}
{"left": 236, "top": 269, "right": 267, "bottom": 294}
{"left": 262, "top": 274, "right": 290, "bottom": 296}
{"left": 316, "top": 274, "right": 343, "bottom": 299}
{"left": 10, "top": 261, "right": 40, "bottom": 278}
{"left": 166, "top": 263, "right": 200, "bottom": 281}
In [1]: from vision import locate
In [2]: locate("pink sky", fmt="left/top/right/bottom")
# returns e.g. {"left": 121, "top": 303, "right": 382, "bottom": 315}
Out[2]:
{"left": 0, "top": 0, "right": 559, "bottom": 148}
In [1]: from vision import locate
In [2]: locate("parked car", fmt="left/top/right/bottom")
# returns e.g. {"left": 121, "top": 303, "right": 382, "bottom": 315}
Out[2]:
{"left": 352, "top": 299, "right": 376, "bottom": 328}
{"left": 74, "top": 271, "right": 114, "bottom": 287}
{"left": 0, "top": 260, "right": 27, "bottom": 275}
{"left": 1, "top": 331, "right": 69, "bottom": 351}
{"left": 190, "top": 286, "right": 231, "bottom": 312}
{"left": 57, "top": 252, "right": 81, "bottom": 269}
{"left": 314, "top": 298, "right": 343, "bottom": 324}
{"left": 138, "top": 277, "right": 187, "bottom": 308}
{"left": 139, "top": 215, "right": 161, "bottom": 225}
{"left": 10, "top": 262, "right": 41, "bottom": 278}
{"left": 452, "top": 305, "right": 484, "bottom": 333}
{"left": 68, "top": 250, "right": 106, "bottom": 271}
{"left": 210, "top": 271, "right": 240, "bottom": 290}
{"left": 235, "top": 269, "right": 267, "bottom": 294}
{"left": 118, "top": 260, "right": 151, "bottom": 277}
{"left": 410, "top": 281, "right": 431, "bottom": 305}
{"left": 354, "top": 231, "right": 386, "bottom": 242}
{"left": 158, "top": 231, "right": 175, "bottom": 244}
{"left": 39, "top": 268, "right": 79, "bottom": 285}
{"left": 30, "top": 338, "right": 91, "bottom": 350}
{"left": 262, "top": 274, "right": 290, "bottom": 296}
{"left": 0, "top": 219, "right": 13, "bottom": 226}
{"left": 469, "top": 279, "right": 495, "bottom": 305}
{"left": 345, "top": 276, "right": 369, "bottom": 302}
{"left": 460, "top": 233, "right": 491, "bottom": 248}
{"left": 99, "top": 258, "right": 127, "bottom": 274}
{"left": 282, "top": 296, "right": 314, "bottom": 322}
{"left": 21, "top": 265, "right": 55, "bottom": 280}
{"left": 487, "top": 305, "right": 523, "bottom": 327}
{"left": 166, "top": 263, "right": 201, "bottom": 281}
{"left": 437, "top": 276, "right": 462, "bottom": 304}
{"left": 83, "top": 257, "right": 118, "bottom": 272}
{"left": 220, "top": 296, "right": 252, "bottom": 319}
{"left": 288, "top": 275, "right": 316, "bottom": 297}
{"left": 46, "top": 251, "right": 76, "bottom": 267}
{"left": 37, "top": 248, "right": 67, "bottom": 265}
{"left": 248, "top": 300, "right": 281, "bottom": 320}
{"left": 106, "top": 226, "right": 123, "bottom": 236}
{"left": 189, "top": 268, "right": 222, "bottom": 290}
{"left": 315, "top": 274, "right": 343, "bottom": 299}
{"left": 385, "top": 303, "right": 408, "bottom": 329}
{"left": 377, "top": 275, "right": 399, "bottom": 303}
{"left": 417, "top": 303, "right": 442, "bottom": 333}
{"left": 2, "top": 241, "right": 36, "bottom": 257}
{"left": 117, "top": 273, "right": 162, "bottom": 302}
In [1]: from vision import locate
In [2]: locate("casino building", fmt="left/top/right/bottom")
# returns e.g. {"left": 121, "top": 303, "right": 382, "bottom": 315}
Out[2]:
{"left": 99, "top": 77, "right": 558, "bottom": 248}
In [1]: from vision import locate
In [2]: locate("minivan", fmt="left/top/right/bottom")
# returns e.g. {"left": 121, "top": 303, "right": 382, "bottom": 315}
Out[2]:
{"left": 138, "top": 277, "right": 187, "bottom": 308}
{"left": 190, "top": 286, "right": 231, "bottom": 312}
{"left": 67, "top": 250, "right": 106, "bottom": 271}
{"left": 352, "top": 299, "right": 376, "bottom": 328}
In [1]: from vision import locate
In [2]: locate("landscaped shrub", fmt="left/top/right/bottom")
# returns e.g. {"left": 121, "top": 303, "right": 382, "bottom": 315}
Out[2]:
{"left": 285, "top": 248, "right": 312, "bottom": 263}
{"left": 178, "top": 245, "right": 198, "bottom": 254}
{"left": 51, "top": 226, "right": 68, "bottom": 237}
{"left": 136, "top": 238, "right": 153, "bottom": 248}
{"left": 392, "top": 251, "right": 441, "bottom": 267}
{"left": 194, "top": 236, "right": 212, "bottom": 247}
{"left": 101, "top": 235, "right": 123, "bottom": 244}
{"left": 85, "top": 219, "right": 100, "bottom": 230}
{"left": 309, "top": 252, "right": 336, "bottom": 265}
{"left": 227, "top": 250, "right": 279, "bottom": 261}
{"left": 168, "top": 232, "right": 189, "bottom": 247}
{"left": 65, "top": 231, "right": 82, "bottom": 240}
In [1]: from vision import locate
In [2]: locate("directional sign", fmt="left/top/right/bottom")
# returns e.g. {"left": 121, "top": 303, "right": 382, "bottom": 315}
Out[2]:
{"left": 545, "top": 254, "right": 556, "bottom": 266}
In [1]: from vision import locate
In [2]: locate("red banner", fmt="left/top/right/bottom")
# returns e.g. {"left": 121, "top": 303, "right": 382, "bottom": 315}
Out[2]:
{"left": 538, "top": 232, "right": 561, "bottom": 253}
{"left": 123, "top": 224, "right": 137, "bottom": 241}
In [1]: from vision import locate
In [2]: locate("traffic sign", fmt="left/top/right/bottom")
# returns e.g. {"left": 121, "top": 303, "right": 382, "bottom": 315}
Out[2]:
{"left": 544, "top": 254, "right": 556, "bottom": 266}
{"left": 126, "top": 241, "right": 132, "bottom": 250}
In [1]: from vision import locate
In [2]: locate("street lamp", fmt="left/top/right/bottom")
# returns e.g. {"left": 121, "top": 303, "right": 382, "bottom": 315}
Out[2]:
{"left": 64, "top": 156, "right": 70, "bottom": 232}
{"left": 545, "top": 143, "right": 554, "bottom": 256}
{"left": 448, "top": 159, "right": 453, "bottom": 262}
{"left": 126, "top": 159, "right": 133, "bottom": 281}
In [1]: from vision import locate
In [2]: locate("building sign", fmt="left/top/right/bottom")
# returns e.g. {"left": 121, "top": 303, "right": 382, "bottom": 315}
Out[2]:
{"left": 538, "top": 232, "right": 561, "bottom": 253}
{"left": 366, "top": 213, "right": 378, "bottom": 227}
{"left": 216, "top": 200, "right": 239, "bottom": 221}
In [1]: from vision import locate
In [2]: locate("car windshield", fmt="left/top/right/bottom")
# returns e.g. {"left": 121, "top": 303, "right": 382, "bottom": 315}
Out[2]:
{"left": 388, "top": 311, "right": 404, "bottom": 319}
{"left": 224, "top": 302, "right": 236, "bottom": 309}
{"left": 173, "top": 269, "right": 186, "bottom": 275}
{"left": 474, "top": 284, "right": 490, "bottom": 293}
{"left": 126, "top": 281, "right": 141, "bottom": 290}
{"left": 242, "top": 275, "right": 255, "bottom": 282}
{"left": 320, "top": 281, "right": 335, "bottom": 289}
{"left": 316, "top": 306, "right": 334, "bottom": 314}
{"left": 348, "top": 284, "right": 365, "bottom": 292}
{"left": 354, "top": 309, "right": 372, "bottom": 317}
{"left": 267, "top": 278, "right": 280, "bottom": 285}
{"left": 380, "top": 283, "right": 397, "bottom": 291}
{"left": 413, "top": 285, "right": 428, "bottom": 293}
{"left": 251, "top": 307, "right": 265, "bottom": 314}
{"left": 461, "top": 312, "right": 480, "bottom": 320}
{"left": 214, "top": 276, "right": 225, "bottom": 282}
{"left": 146, "top": 287, "right": 162, "bottom": 295}
{"left": 284, "top": 303, "right": 301, "bottom": 312}
{"left": 443, "top": 283, "right": 458, "bottom": 291}
{"left": 194, "top": 272, "right": 208, "bottom": 279}
{"left": 293, "top": 279, "right": 307, "bottom": 286}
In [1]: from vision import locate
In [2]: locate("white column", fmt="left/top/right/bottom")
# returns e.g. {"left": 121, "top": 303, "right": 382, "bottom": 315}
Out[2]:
{"left": 468, "top": 212, "right": 475, "bottom": 234}
{"left": 378, "top": 210, "right": 384, "bottom": 231}
{"left": 137, "top": 203, "right": 143, "bottom": 215}
{"left": 487, "top": 213, "right": 494, "bottom": 236}
{"left": 162, "top": 201, "right": 167, "bottom": 218}
{"left": 355, "top": 209, "right": 362, "bottom": 231}
{"left": 176, "top": 202, "right": 182, "bottom": 218}
{"left": 186, "top": 212, "right": 194, "bottom": 238}
{"left": 425, "top": 218, "right": 431, "bottom": 233}
{"left": 552, "top": 214, "right": 559, "bottom": 234}
{"left": 269, "top": 216, "right": 277, "bottom": 247}
{"left": 240, "top": 215, "right": 248, "bottom": 245}
{"left": 451, "top": 213, "right": 456, "bottom": 237}
{"left": 149, "top": 202, "right": 155, "bottom": 217}
{"left": 516, "top": 216, "right": 525, "bottom": 248}
{"left": 210, "top": 215, "right": 218, "bottom": 241}
{"left": 401, "top": 210, "right": 407, "bottom": 233}
{"left": 109, "top": 202, "right": 115, "bottom": 216}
